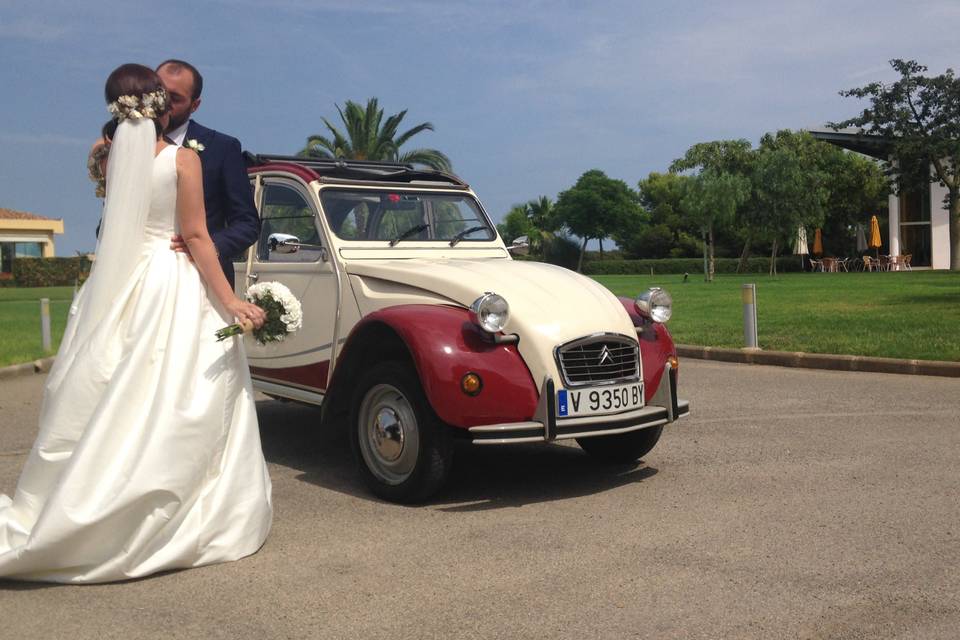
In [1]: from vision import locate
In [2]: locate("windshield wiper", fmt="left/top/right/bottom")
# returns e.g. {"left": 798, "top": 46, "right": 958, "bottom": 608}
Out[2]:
{"left": 389, "top": 223, "right": 429, "bottom": 246}
{"left": 448, "top": 225, "right": 488, "bottom": 246}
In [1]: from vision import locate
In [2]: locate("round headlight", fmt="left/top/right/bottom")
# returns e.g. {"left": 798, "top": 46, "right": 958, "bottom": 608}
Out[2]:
{"left": 470, "top": 293, "right": 510, "bottom": 333}
{"left": 635, "top": 287, "right": 672, "bottom": 323}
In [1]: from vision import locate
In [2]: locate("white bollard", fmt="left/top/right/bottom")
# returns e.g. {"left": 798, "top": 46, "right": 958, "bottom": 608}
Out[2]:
{"left": 741, "top": 284, "right": 759, "bottom": 349}
{"left": 40, "top": 298, "right": 52, "bottom": 352}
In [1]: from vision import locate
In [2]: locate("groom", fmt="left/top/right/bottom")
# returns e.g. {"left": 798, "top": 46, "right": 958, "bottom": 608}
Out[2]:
{"left": 158, "top": 59, "right": 259, "bottom": 289}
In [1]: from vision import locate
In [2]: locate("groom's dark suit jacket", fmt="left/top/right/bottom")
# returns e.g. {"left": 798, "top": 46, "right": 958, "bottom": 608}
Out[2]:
{"left": 185, "top": 120, "right": 260, "bottom": 289}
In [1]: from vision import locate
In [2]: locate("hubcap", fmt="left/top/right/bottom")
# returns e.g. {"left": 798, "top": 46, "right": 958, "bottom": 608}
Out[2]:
{"left": 358, "top": 384, "right": 420, "bottom": 485}
{"left": 373, "top": 407, "right": 405, "bottom": 461}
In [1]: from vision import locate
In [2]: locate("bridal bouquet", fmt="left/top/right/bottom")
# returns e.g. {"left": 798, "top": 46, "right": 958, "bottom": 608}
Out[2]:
{"left": 215, "top": 281, "right": 303, "bottom": 345}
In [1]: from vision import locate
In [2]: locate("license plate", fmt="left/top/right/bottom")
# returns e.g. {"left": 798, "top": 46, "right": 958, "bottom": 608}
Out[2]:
{"left": 557, "top": 381, "right": 644, "bottom": 417}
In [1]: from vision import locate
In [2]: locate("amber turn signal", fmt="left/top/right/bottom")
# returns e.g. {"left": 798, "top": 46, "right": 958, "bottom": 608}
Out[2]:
{"left": 668, "top": 355, "right": 679, "bottom": 371}
{"left": 461, "top": 372, "right": 483, "bottom": 396}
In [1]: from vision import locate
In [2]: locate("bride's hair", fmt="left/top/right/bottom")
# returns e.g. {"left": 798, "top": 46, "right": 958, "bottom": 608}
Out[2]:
{"left": 101, "top": 63, "right": 168, "bottom": 141}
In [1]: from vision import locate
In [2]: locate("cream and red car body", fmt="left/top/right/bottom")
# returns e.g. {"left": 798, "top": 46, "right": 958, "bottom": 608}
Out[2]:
{"left": 238, "top": 155, "right": 689, "bottom": 500}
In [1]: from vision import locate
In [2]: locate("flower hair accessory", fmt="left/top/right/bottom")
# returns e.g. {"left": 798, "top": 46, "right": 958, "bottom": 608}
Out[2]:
{"left": 107, "top": 89, "right": 168, "bottom": 121}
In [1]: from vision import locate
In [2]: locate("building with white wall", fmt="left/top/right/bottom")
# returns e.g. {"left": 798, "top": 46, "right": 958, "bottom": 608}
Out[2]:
{"left": 809, "top": 128, "right": 951, "bottom": 269}
{"left": 0, "top": 207, "right": 65, "bottom": 278}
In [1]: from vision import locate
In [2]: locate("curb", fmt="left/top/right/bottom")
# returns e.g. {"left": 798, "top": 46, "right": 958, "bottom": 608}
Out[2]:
{"left": 676, "top": 345, "right": 960, "bottom": 378}
{"left": 0, "top": 357, "right": 55, "bottom": 381}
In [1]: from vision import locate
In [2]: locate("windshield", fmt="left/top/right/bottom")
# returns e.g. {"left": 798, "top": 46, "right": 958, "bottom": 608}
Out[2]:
{"left": 320, "top": 189, "right": 496, "bottom": 243}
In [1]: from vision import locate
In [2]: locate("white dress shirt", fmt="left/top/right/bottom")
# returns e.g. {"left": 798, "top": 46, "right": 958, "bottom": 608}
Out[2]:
{"left": 167, "top": 120, "right": 190, "bottom": 147}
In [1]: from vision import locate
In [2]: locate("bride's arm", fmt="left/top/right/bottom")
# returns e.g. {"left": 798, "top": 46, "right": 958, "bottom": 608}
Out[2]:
{"left": 176, "top": 148, "right": 266, "bottom": 327}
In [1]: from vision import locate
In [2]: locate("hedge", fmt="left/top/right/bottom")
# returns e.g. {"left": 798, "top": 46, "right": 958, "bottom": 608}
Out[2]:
{"left": 582, "top": 256, "right": 804, "bottom": 275}
{"left": 12, "top": 257, "right": 91, "bottom": 287}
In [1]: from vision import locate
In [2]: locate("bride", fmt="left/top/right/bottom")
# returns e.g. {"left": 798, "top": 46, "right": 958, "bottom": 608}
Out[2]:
{"left": 0, "top": 64, "right": 273, "bottom": 583}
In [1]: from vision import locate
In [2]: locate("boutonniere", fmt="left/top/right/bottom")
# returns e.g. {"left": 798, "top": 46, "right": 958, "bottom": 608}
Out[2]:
{"left": 185, "top": 139, "right": 205, "bottom": 153}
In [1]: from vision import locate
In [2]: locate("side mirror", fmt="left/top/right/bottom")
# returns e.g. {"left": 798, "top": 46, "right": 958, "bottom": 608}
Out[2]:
{"left": 269, "top": 233, "right": 300, "bottom": 254}
{"left": 507, "top": 235, "right": 530, "bottom": 256}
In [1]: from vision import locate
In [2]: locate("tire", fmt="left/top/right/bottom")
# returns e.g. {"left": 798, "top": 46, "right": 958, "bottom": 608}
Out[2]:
{"left": 349, "top": 361, "right": 453, "bottom": 503}
{"left": 576, "top": 425, "right": 663, "bottom": 463}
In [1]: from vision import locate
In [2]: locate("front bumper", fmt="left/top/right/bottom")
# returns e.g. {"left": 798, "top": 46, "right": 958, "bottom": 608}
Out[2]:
{"left": 468, "top": 362, "right": 690, "bottom": 445}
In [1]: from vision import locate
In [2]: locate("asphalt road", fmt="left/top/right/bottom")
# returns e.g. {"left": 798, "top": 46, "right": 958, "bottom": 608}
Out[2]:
{"left": 1, "top": 360, "right": 958, "bottom": 639}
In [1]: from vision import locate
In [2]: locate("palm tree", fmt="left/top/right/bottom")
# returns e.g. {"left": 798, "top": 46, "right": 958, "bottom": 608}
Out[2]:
{"left": 524, "top": 196, "right": 557, "bottom": 254}
{"left": 299, "top": 98, "right": 452, "bottom": 171}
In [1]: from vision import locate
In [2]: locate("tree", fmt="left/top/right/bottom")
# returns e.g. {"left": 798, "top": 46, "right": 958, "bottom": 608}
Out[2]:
{"left": 527, "top": 195, "right": 556, "bottom": 231}
{"left": 553, "top": 170, "right": 645, "bottom": 272}
{"left": 497, "top": 205, "right": 535, "bottom": 245}
{"left": 758, "top": 130, "right": 887, "bottom": 260}
{"left": 619, "top": 172, "right": 700, "bottom": 259}
{"left": 753, "top": 145, "right": 828, "bottom": 274}
{"left": 830, "top": 59, "right": 960, "bottom": 270}
{"left": 496, "top": 197, "right": 557, "bottom": 255}
{"left": 669, "top": 139, "right": 754, "bottom": 176}
{"left": 670, "top": 140, "right": 759, "bottom": 271}
{"left": 299, "top": 98, "right": 452, "bottom": 171}
{"left": 523, "top": 196, "right": 559, "bottom": 255}
{"left": 679, "top": 171, "right": 750, "bottom": 281}
{"left": 819, "top": 145, "right": 889, "bottom": 256}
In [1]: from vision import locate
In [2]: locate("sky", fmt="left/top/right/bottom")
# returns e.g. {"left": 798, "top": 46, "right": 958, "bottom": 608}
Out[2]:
{"left": 2, "top": 0, "right": 960, "bottom": 255}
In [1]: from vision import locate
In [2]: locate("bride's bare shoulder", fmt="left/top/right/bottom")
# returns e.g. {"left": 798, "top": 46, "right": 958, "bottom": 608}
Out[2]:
{"left": 175, "top": 145, "right": 202, "bottom": 175}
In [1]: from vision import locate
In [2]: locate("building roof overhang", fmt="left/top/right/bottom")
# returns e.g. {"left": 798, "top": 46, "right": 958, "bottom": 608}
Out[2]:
{"left": 807, "top": 127, "right": 892, "bottom": 160}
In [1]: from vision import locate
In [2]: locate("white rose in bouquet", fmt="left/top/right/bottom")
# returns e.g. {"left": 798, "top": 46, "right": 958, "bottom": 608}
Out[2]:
{"left": 215, "top": 281, "right": 303, "bottom": 345}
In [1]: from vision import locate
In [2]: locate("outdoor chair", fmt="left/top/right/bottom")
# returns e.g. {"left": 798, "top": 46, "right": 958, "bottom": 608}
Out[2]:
{"left": 878, "top": 255, "right": 892, "bottom": 271}
{"left": 902, "top": 254, "right": 913, "bottom": 270}
{"left": 821, "top": 257, "right": 838, "bottom": 272}
{"left": 809, "top": 258, "right": 823, "bottom": 272}
{"left": 862, "top": 256, "right": 878, "bottom": 272}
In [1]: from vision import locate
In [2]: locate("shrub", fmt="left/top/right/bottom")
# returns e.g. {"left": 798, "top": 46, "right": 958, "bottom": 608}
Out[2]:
{"left": 12, "top": 257, "right": 91, "bottom": 287}
{"left": 540, "top": 234, "right": 582, "bottom": 270}
{"left": 582, "top": 256, "right": 804, "bottom": 275}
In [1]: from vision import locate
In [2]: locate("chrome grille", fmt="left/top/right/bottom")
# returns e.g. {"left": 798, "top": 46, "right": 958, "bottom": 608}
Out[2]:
{"left": 556, "top": 334, "right": 640, "bottom": 387}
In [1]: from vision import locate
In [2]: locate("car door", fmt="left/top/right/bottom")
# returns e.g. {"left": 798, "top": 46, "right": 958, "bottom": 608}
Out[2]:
{"left": 244, "top": 177, "right": 339, "bottom": 400}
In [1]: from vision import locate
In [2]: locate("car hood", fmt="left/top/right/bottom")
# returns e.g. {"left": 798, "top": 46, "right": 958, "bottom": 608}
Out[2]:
{"left": 345, "top": 258, "right": 638, "bottom": 383}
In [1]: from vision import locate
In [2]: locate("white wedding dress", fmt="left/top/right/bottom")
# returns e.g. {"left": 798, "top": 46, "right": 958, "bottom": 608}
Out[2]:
{"left": 0, "top": 143, "right": 272, "bottom": 583}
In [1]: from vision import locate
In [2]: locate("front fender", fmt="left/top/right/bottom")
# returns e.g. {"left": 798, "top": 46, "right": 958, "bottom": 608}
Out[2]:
{"left": 343, "top": 305, "right": 539, "bottom": 429}
{"left": 618, "top": 297, "right": 677, "bottom": 402}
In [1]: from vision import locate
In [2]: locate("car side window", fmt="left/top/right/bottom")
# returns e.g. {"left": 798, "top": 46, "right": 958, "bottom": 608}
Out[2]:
{"left": 257, "top": 184, "right": 324, "bottom": 263}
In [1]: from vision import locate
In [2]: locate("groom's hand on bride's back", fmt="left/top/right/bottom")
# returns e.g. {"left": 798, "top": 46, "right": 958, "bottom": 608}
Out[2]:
{"left": 170, "top": 234, "right": 194, "bottom": 262}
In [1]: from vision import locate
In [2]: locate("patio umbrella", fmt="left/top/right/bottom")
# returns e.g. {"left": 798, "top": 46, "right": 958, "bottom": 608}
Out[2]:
{"left": 868, "top": 215, "right": 882, "bottom": 257}
{"left": 793, "top": 225, "right": 810, "bottom": 271}
{"left": 793, "top": 226, "right": 809, "bottom": 255}
{"left": 855, "top": 223, "right": 868, "bottom": 253}
{"left": 793, "top": 225, "right": 809, "bottom": 271}
{"left": 812, "top": 228, "right": 823, "bottom": 256}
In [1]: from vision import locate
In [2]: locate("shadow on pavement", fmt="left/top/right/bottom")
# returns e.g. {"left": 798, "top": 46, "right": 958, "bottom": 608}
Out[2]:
{"left": 256, "top": 399, "right": 659, "bottom": 510}
{"left": 433, "top": 444, "right": 658, "bottom": 512}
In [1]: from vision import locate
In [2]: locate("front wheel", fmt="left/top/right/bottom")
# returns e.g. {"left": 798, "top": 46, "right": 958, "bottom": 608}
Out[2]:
{"left": 349, "top": 361, "right": 453, "bottom": 503}
{"left": 576, "top": 425, "right": 663, "bottom": 463}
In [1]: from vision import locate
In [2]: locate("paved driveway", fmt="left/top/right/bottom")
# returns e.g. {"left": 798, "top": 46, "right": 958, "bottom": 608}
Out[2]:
{"left": 1, "top": 360, "right": 958, "bottom": 639}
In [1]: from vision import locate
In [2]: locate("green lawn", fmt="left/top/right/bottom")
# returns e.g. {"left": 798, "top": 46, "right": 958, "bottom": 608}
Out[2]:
{"left": 0, "top": 287, "right": 74, "bottom": 367}
{"left": 595, "top": 271, "right": 960, "bottom": 361}
{"left": 2, "top": 273, "right": 959, "bottom": 368}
